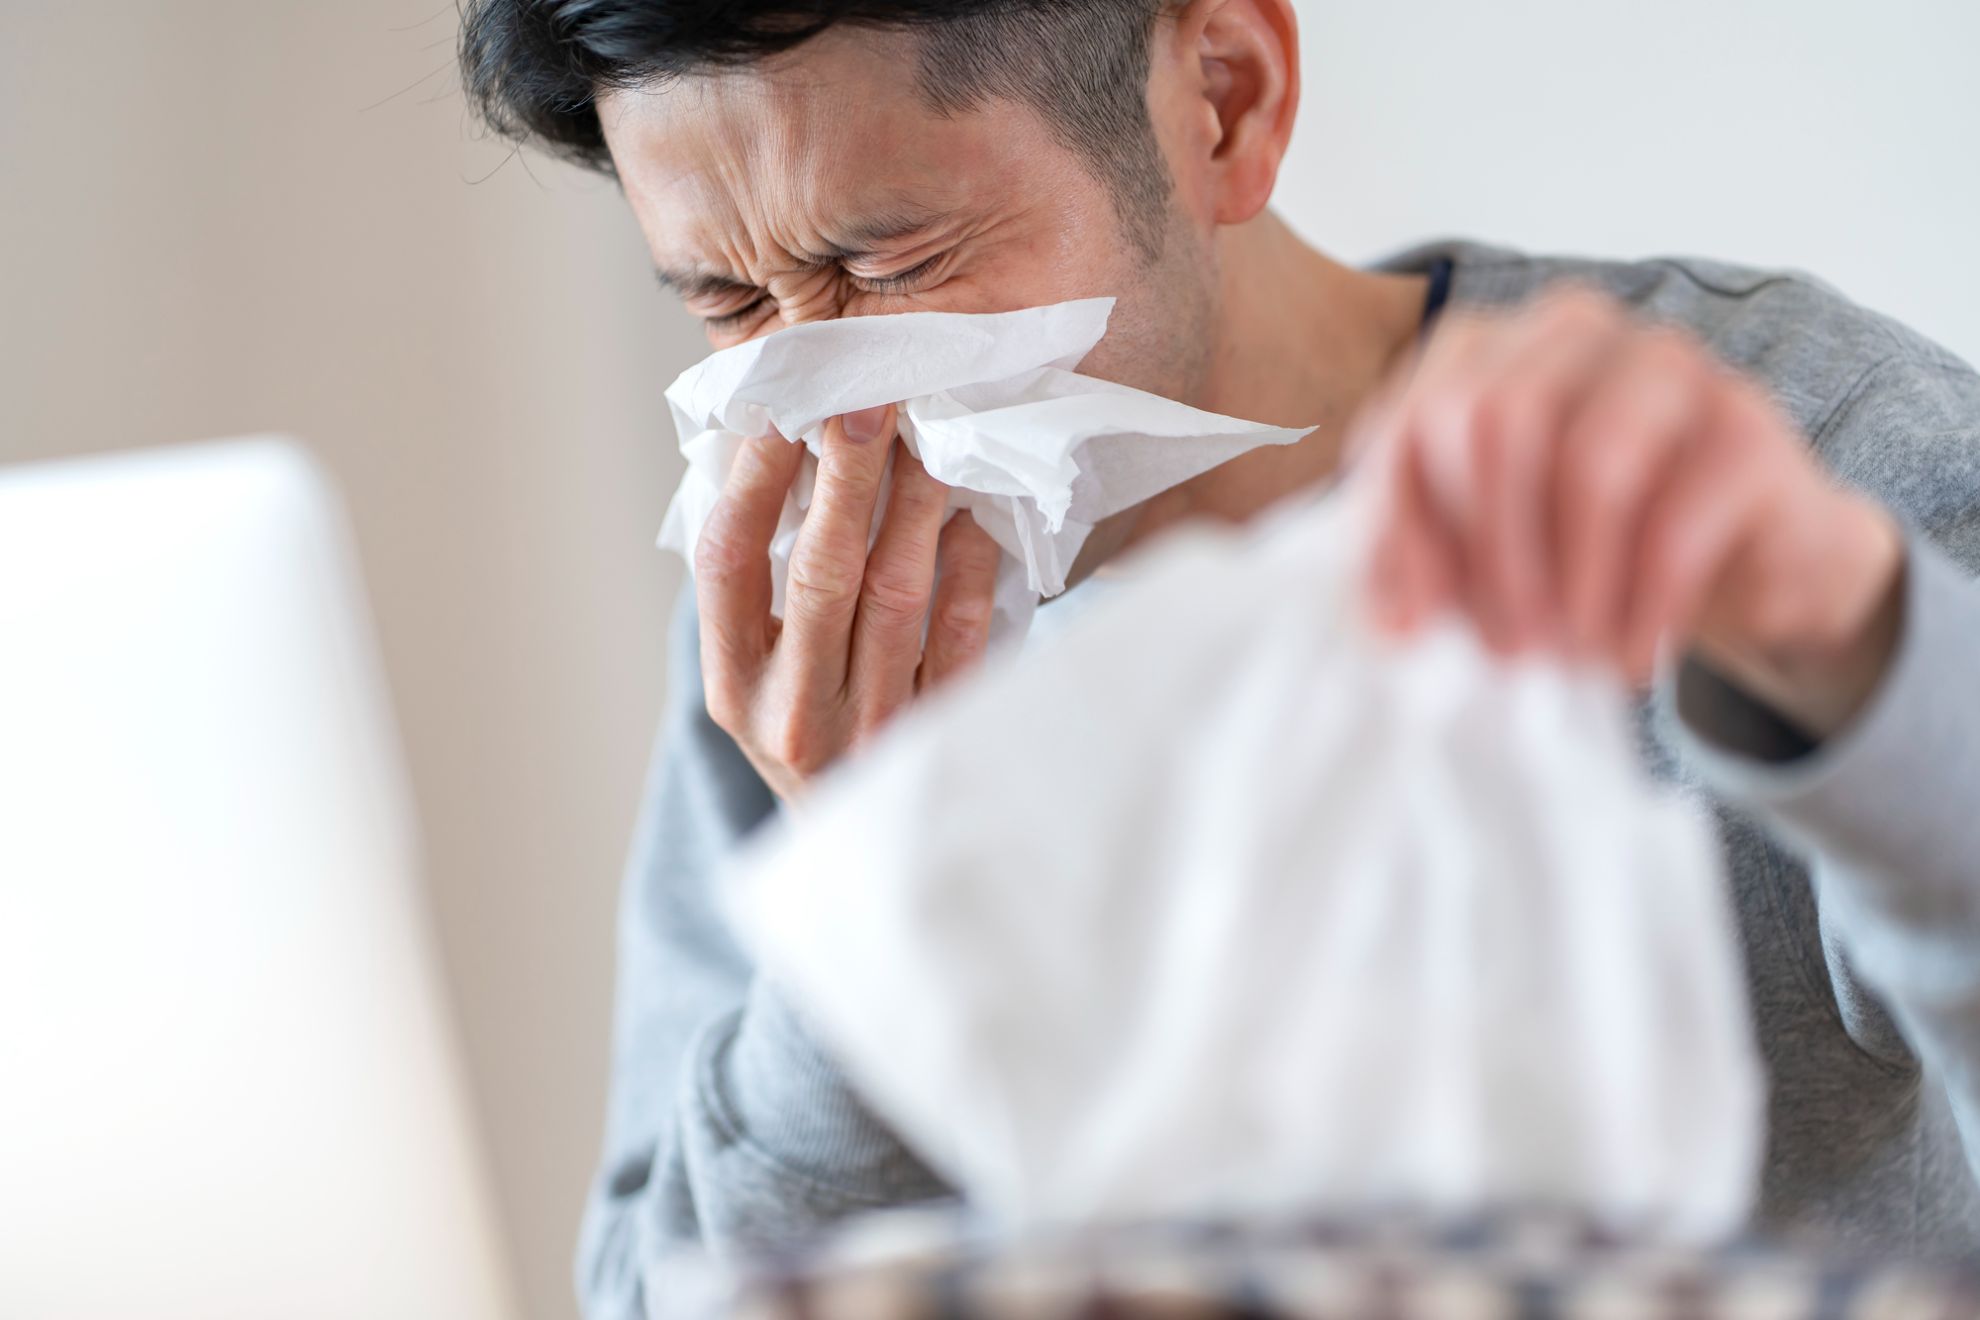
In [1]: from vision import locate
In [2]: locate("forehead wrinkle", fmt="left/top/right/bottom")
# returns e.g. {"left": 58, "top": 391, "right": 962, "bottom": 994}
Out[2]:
{"left": 684, "top": 93, "right": 839, "bottom": 283}
{"left": 732, "top": 56, "right": 961, "bottom": 255}
{"left": 626, "top": 49, "right": 969, "bottom": 298}
{"left": 817, "top": 202, "right": 948, "bottom": 254}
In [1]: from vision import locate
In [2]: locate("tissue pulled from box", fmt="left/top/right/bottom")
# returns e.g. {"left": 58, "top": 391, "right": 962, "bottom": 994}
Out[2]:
{"left": 722, "top": 489, "right": 1767, "bottom": 1241}
{"left": 657, "top": 298, "right": 1312, "bottom": 643}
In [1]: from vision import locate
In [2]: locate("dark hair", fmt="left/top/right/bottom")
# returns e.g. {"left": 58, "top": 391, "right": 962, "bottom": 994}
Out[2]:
{"left": 458, "top": 0, "right": 1174, "bottom": 254}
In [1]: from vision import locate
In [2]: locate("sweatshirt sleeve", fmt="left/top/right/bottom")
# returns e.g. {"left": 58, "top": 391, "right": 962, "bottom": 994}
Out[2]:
{"left": 575, "top": 588, "right": 953, "bottom": 1320}
{"left": 1664, "top": 347, "right": 1980, "bottom": 1167}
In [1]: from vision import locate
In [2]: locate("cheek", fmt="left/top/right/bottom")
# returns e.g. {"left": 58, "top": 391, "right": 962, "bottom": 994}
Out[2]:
{"left": 1071, "top": 267, "right": 1214, "bottom": 405}
{"left": 1076, "top": 326, "right": 1180, "bottom": 398}
{"left": 994, "top": 200, "right": 1207, "bottom": 401}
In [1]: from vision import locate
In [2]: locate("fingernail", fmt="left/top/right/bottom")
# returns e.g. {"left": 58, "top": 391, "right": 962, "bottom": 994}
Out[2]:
{"left": 843, "top": 404, "right": 891, "bottom": 444}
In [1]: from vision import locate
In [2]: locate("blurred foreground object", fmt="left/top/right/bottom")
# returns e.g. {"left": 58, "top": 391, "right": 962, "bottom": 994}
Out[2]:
{"left": 0, "top": 442, "right": 519, "bottom": 1319}
{"left": 719, "top": 1208, "right": 1980, "bottom": 1319}
{"left": 727, "top": 490, "right": 1764, "bottom": 1239}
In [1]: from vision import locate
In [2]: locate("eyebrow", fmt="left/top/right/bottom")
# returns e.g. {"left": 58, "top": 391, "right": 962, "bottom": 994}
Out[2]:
{"left": 654, "top": 206, "right": 947, "bottom": 300}
{"left": 653, "top": 267, "right": 754, "bottom": 301}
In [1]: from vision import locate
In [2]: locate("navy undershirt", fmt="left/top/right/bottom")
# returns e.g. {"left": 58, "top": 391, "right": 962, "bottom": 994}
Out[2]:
{"left": 1419, "top": 255, "right": 1455, "bottom": 343}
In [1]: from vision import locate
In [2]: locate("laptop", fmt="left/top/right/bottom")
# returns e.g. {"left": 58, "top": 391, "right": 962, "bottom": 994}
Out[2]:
{"left": 0, "top": 440, "right": 521, "bottom": 1319}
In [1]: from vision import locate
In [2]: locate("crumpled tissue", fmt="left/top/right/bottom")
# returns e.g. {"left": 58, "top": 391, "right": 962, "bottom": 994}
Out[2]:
{"left": 657, "top": 298, "right": 1312, "bottom": 642}
{"left": 721, "top": 487, "right": 1767, "bottom": 1241}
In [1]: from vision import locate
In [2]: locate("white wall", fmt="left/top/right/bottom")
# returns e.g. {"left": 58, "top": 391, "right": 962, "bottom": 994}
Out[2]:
{"left": 1287, "top": 0, "right": 1980, "bottom": 363}
{"left": 2, "top": 3, "right": 1973, "bottom": 1319}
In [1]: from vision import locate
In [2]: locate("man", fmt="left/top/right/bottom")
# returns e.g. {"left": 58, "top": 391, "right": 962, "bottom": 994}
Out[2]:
{"left": 457, "top": 2, "right": 1980, "bottom": 1315}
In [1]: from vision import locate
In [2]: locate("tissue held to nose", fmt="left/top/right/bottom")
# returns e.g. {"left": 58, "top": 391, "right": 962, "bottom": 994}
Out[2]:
{"left": 657, "top": 297, "right": 1314, "bottom": 647}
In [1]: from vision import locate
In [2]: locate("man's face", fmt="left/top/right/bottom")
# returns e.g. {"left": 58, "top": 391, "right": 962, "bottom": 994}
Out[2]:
{"left": 598, "top": 26, "right": 1216, "bottom": 404}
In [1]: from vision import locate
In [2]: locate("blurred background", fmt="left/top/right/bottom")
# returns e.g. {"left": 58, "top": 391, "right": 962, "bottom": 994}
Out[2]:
{"left": 1, "top": 3, "right": 1974, "bottom": 1318}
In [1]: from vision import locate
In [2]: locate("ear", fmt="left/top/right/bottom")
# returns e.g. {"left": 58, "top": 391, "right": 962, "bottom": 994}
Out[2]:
{"left": 1169, "top": 0, "right": 1300, "bottom": 226}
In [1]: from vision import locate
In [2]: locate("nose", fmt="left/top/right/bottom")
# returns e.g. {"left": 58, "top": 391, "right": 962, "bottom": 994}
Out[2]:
{"left": 761, "top": 269, "right": 853, "bottom": 332}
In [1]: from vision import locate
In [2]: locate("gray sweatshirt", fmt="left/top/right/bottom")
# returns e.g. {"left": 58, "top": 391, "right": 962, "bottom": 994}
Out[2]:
{"left": 576, "top": 238, "right": 1980, "bottom": 1319}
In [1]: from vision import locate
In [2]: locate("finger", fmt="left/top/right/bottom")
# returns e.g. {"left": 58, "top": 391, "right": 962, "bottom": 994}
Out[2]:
{"left": 1406, "top": 321, "right": 1527, "bottom": 649}
{"left": 917, "top": 511, "right": 1000, "bottom": 691}
{"left": 1367, "top": 436, "right": 1461, "bottom": 635}
{"left": 1353, "top": 380, "right": 1423, "bottom": 631}
{"left": 1355, "top": 314, "right": 1488, "bottom": 633}
{"left": 693, "top": 431, "right": 804, "bottom": 720}
{"left": 781, "top": 403, "right": 896, "bottom": 698}
{"left": 1551, "top": 325, "right": 1707, "bottom": 664}
{"left": 1464, "top": 288, "right": 1631, "bottom": 651}
{"left": 1618, "top": 383, "right": 1772, "bottom": 681}
{"left": 1342, "top": 348, "right": 1417, "bottom": 470}
{"left": 1352, "top": 303, "right": 1495, "bottom": 479}
{"left": 849, "top": 442, "right": 949, "bottom": 724}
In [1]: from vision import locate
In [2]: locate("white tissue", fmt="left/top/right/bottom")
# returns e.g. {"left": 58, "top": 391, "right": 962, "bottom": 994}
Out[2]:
{"left": 657, "top": 298, "right": 1312, "bottom": 643}
{"left": 723, "top": 488, "right": 1766, "bottom": 1241}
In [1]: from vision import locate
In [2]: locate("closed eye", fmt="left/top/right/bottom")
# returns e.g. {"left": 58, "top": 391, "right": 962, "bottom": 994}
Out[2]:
{"left": 697, "top": 252, "right": 946, "bottom": 330}
{"left": 703, "top": 297, "right": 769, "bottom": 331}
{"left": 850, "top": 254, "right": 944, "bottom": 295}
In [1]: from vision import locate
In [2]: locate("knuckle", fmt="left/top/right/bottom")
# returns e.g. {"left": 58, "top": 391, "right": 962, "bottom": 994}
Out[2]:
{"left": 933, "top": 590, "right": 994, "bottom": 644}
{"left": 817, "top": 432, "right": 887, "bottom": 486}
{"left": 890, "top": 442, "right": 933, "bottom": 484}
{"left": 730, "top": 432, "right": 789, "bottom": 485}
{"left": 1419, "top": 390, "right": 1493, "bottom": 487}
{"left": 784, "top": 548, "right": 863, "bottom": 613}
{"left": 765, "top": 715, "right": 828, "bottom": 778}
{"left": 1538, "top": 282, "right": 1619, "bottom": 333}
{"left": 892, "top": 463, "right": 949, "bottom": 517}
{"left": 1721, "top": 374, "right": 1786, "bottom": 438}
{"left": 1421, "top": 384, "right": 1482, "bottom": 449}
{"left": 1632, "top": 323, "right": 1702, "bottom": 378}
{"left": 860, "top": 568, "right": 931, "bottom": 632}
{"left": 693, "top": 516, "right": 758, "bottom": 586}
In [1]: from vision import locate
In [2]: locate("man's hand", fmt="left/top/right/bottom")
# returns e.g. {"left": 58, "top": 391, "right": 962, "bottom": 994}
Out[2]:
{"left": 1351, "top": 284, "right": 1906, "bottom": 739}
{"left": 695, "top": 403, "right": 1003, "bottom": 798}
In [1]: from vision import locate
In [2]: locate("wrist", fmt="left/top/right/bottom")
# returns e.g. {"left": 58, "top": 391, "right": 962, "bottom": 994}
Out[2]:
{"left": 1694, "top": 498, "right": 1906, "bottom": 740}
